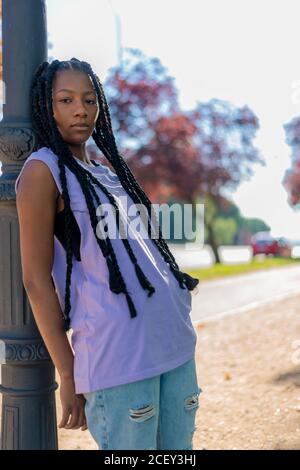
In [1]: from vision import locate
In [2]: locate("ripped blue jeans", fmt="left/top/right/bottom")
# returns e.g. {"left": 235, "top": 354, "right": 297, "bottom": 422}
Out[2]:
{"left": 83, "top": 356, "right": 202, "bottom": 450}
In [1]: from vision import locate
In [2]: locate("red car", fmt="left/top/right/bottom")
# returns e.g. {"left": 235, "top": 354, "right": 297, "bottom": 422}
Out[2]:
{"left": 251, "top": 232, "right": 291, "bottom": 257}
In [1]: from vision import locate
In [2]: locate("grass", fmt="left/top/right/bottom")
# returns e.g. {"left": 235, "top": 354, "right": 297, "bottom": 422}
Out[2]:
{"left": 185, "top": 256, "right": 300, "bottom": 282}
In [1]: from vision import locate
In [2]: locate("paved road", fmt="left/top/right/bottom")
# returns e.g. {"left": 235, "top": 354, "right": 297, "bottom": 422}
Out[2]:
{"left": 190, "top": 264, "right": 300, "bottom": 322}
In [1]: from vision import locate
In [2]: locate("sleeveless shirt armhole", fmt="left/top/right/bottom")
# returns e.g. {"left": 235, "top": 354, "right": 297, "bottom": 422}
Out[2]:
{"left": 15, "top": 150, "right": 63, "bottom": 197}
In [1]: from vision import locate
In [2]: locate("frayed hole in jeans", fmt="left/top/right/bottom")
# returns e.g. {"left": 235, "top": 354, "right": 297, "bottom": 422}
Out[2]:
{"left": 184, "top": 393, "right": 200, "bottom": 411}
{"left": 128, "top": 404, "right": 156, "bottom": 423}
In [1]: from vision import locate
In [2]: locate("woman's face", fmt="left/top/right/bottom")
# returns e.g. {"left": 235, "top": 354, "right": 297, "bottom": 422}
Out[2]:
{"left": 52, "top": 69, "right": 99, "bottom": 145}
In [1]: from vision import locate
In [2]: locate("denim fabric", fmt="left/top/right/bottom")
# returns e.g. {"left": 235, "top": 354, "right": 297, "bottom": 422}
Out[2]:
{"left": 83, "top": 356, "right": 202, "bottom": 450}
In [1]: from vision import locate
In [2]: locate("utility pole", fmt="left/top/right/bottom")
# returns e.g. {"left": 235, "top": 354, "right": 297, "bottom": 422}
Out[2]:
{"left": 108, "top": 0, "right": 123, "bottom": 67}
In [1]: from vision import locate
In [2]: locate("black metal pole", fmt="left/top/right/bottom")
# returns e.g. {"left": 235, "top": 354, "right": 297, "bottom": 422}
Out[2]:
{"left": 0, "top": 0, "right": 58, "bottom": 450}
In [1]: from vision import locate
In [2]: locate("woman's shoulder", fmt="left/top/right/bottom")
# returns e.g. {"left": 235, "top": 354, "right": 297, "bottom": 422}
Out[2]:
{"left": 27, "top": 146, "right": 58, "bottom": 164}
{"left": 26, "top": 147, "right": 61, "bottom": 179}
{"left": 15, "top": 147, "right": 62, "bottom": 195}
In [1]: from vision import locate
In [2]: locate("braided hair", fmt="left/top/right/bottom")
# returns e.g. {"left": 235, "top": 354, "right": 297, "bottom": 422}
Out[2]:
{"left": 30, "top": 58, "right": 199, "bottom": 331}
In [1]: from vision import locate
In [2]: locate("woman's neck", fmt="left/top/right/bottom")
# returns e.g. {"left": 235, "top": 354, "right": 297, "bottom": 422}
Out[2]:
{"left": 68, "top": 143, "right": 91, "bottom": 164}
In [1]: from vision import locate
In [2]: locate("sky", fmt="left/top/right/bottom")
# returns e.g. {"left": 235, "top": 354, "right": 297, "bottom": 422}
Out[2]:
{"left": 38, "top": 0, "right": 300, "bottom": 239}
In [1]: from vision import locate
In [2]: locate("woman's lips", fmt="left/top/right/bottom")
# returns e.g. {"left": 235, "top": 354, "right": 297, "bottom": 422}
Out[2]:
{"left": 72, "top": 125, "right": 89, "bottom": 131}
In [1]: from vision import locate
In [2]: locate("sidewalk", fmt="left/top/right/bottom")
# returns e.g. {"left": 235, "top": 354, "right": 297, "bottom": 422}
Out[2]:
{"left": 56, "top": 293, "right": 300, "bottom": 450}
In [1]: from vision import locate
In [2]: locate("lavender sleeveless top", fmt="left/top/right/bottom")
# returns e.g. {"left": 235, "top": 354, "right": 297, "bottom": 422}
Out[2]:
{"left": 15, "top": 147, "right": 197, "bottom": 394}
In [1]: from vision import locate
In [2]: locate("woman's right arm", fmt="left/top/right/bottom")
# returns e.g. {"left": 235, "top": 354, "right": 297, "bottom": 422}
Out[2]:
{"left": 16, "top": 159, "right": 87, "bottom": 431}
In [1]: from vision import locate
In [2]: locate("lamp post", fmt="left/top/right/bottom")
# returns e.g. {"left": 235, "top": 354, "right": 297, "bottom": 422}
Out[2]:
{"left": 0, "top": 0, "right": 58, "bottom": 449}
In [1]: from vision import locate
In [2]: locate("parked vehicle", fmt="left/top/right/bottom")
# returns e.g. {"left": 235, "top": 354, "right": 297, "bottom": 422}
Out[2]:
{"left": 251, "top": 232, "right": 291, "bottom": 258}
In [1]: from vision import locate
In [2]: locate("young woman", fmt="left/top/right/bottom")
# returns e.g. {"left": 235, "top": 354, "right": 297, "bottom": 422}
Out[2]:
{"left": 15, "top": 58, "right": 202, "bottom": 450}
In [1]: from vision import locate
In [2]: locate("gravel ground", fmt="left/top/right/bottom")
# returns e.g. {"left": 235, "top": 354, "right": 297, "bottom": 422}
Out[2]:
{"left": 193, "top": 293, "right": 300, "bottom": 450}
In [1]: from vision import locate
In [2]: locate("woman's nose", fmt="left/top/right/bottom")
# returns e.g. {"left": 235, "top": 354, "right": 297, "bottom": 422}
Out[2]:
{"left": 74, "top": 108, "right": 88, "bottom": 117}
{"left": 74, "top": 103, "right": 88, "bottom": 116}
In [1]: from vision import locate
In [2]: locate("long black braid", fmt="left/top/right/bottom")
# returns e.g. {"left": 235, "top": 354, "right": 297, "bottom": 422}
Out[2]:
{"left": 30, "top": 58, "right": 199, "bottom": 331}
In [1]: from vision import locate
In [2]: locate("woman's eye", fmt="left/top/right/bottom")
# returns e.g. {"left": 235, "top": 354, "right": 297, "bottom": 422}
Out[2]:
{"left": 59, "top": 98, "right": 97, "bottom": 105}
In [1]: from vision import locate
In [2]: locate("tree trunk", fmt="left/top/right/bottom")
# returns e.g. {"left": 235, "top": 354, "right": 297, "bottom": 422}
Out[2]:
{"left": 207, "top": 222, "right": 221, "bottom": 264}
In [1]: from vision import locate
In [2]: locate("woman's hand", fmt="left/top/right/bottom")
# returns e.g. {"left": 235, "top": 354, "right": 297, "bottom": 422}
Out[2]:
{"left": 58, "top": 376, "right": 88, "bottom": 431}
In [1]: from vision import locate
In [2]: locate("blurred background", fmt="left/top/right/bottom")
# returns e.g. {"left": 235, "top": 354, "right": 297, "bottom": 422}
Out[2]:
{"left": 2, "top": 0, "right": 300, "bottom": 300}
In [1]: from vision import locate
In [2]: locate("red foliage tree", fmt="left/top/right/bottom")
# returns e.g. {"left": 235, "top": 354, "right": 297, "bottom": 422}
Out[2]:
{"left": 283, "top": 117, "right": 300, "bottom": 208}
{"left": 104, "top": 48, "right": 179, "bottom": 149}
{"left": 89, "top": 49, "right": 263, "bottom": 262}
